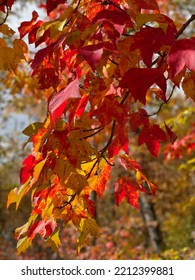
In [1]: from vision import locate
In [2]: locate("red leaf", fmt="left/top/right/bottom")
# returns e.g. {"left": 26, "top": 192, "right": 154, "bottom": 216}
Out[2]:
{"left": 131, "top": 27, "right": 175, "bottom": 67}
{"left": 138, "top": 124, "right": 167, "bottom": 157}
{"left": 18, "top": 11, "right": 39, "bottom": 39}
{"left": 20, "top": 154, "right": 35, "bottom": 184}
{"left": 28, "top": 219, "right": 57, "bottom": 239}
{"left": 46, "top": 0, "right": 65, "bottom": 15}
{"left": 120, "top": 68, "right": 166, "bottom": 104}
{"left": 164, "top": 122, "right": 177, "bottom": 144}
{"left": 138, "top": 0, "right": 159, "bottom": 10}
{"left": 31, "top": 35, "right": 65, "bottom": 71}
{"left": 0, "top": 0, "right": 14, "bottom": 12}
{"left": 168, "top": 37, "right": 195, "bottom": 78}
{"left": 114, "top": 177, "right": 144, "bottom": 208}
{"left": 118, "top": 154, "right": 141, "bottom": 171}
{"left": 74, "top": 94, "right": 89, "bottom": 118}
{"left": 79, "top": 42, "right": 115, "bottom": 71}
{"left": 49, "top": 78, "right": 81, "bottom": 123}
{"left": 38, "top": 68, "right": 59, "bottom": 89}
{"left": 92, "top": 9, "right": 132, "bottom": 36}
{"left": 127, "top": 0, "right": 159, "bottom": 15}
{"left": 108, "top": 124, "right": 129, "bottom": 157}
{"left": 129, "top": 109, "right": 149, "bottom": 132}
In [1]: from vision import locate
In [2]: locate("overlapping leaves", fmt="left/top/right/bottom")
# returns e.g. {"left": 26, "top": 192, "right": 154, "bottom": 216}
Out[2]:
{"left": 5, "top": 0, "right": 195, "bottom": 254}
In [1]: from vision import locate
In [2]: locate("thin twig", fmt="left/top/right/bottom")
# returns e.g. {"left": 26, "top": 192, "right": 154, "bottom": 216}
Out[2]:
{"left": 144, "top": 85, "right": 176, "bottom": 117}
{"left": 176, "top": 14, "right": 195, "bottom": 39}
{"left": 0, "top": 5, "right": 9, "bottom": 26}
{"left": 82, "top": 126, "right": 104, "bottom": 139}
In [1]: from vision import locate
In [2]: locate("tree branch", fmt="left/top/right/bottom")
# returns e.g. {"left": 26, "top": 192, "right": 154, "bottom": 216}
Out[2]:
{"left": 176, "top": 14, "right": 195, "bottom": 39}
{"left": 0, "top": 5, "right": 9, "bottom": 26}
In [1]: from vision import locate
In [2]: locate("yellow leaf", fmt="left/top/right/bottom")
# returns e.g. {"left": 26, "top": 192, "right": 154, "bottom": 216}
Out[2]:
{"left": 36, "top": 7, "right": 73, "bottom": 40}
{"left": 0, "top": 46, "right": 19, "bottom": 71}
{"left": 17, "top": 237, "right": 32, "bottom": 254}
{"left": 31, "top": 158, "right": 47, "bottom": 186}
{"left": 0, "top": 24, "right": 15, "bottom": 37}
{"left": 77, "top": 218, "right": 100, "bottom": 253}
{"left": 47, "top": 229, "right": 61, "bottom": 253}
{"left": 13, "top": 39, "right": 28, "bottom": 59}
{"left": 182, "top": 72, "right": 195, "bottom": 102}
{"left": 7, "top": 177, "right": 31, "bottom": 209}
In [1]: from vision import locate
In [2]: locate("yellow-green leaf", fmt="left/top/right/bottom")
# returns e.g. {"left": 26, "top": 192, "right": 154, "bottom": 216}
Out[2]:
{"left": 22, "top": 122, "right": 43, "bottom": 136}
{"left": 77, "top": 218, "right": 100, "bottom": 253}
{"left": 17, "top": 237, "right": 32, "bottom": 254}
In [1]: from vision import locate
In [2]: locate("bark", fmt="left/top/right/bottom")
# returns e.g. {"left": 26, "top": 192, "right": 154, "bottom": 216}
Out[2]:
{"left": 139, "top": 192, "right": 163, "bottom": 254}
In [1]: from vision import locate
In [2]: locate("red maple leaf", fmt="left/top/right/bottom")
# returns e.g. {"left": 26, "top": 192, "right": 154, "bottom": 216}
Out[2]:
{"left": 78, "top": 42, "right": 115, "bottom": 71}
{"left": 28, "top": 219, "right": 57, "bottom": 239}
{"left": 18, "top": 11, "right": 40, "bottom": 39}
{"left": 164, "top": 122, "right": 177, "bottom": 144}
{"left": 31, "top": 34, "right": 66, "bottom": 71}
{"left": 114, "top": 177, "right": 145, "bottom": 208}
{"left": 131, "top": 27, "right": 175, "bottom": 67}
{"left": 46, "top": 0, "right": 65, "bottom": 15}
{"left": 168, "top": 37, "right": 195, "bottom": 78}
{"left": 118, "top": 154, "right": 141, "bottom": 172}
{"left": 120, "top": 68, "right": 166, "bottom": 104}
{"left": 129, "top": 109, "right": 149, "bottom": 132}
{"left": 138, "top": 124, "right": 167, "bottom": 157}
{"left": 20, "top": 154, "right": 35, "bottom": 184}
{"left": 49, "top": 78, "right": 81, "bottom": 123}
{"left": 92, "top": 9, "right": 132, "bottom": 37}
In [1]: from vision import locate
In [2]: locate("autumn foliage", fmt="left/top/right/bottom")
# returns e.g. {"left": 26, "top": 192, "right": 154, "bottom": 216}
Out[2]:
{"left": 1, "top": 0, "right": 195, "bottom": 254}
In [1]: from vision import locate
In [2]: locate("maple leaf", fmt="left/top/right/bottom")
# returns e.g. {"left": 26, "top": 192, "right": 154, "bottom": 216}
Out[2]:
{"left": 49, "top": 78, "right": 81, "bottom": 123}
{"left": 131, "top": 27, "right": 175, "bottom": 67}
{"left": 28, "top": 219, "right": 57, "bottom": 239}
{"left": 182, "top": 72, "right": 195, "bottom": 102}
{"left": 77, "top": 218, "right": 100, "bottom": 253}
{"left": 20, "top": 154, "right": 35, "bottom": 184}
{"left": 92, "top": 9, "right": 132, "bottom": 37}
{"left": 114, "top": 176, "right": 145, "bottom": 208}
{"left": 120, "top": 68, "right": 166, "bottom": 104}
{"left": 118, "top": 154, "right": 141, "bottom": 172}
{"left": 167, "top": 37, "right": 195, "bottom": 78}
{"left": 108, "top": 123, "right": 129, "bottom": 156}
{"left": 164, "top": 122, "right": 177, "bottom": 144}
{"left": 46, "top": 0, "right": 65, "bottom": 15}
{"left": 0, "top": 24, "right": 15, "bottom": 37}
{"left": 74, "top": 94, "right": 89, "bottom": 119}
{"left": 78, "top": 42, "right": 115, "bottom": 71}
{"left": 88, "top": 164, "right": 112, "bottom": 197}
{"left": 18, "top": 11, "right": 39, "bottom": 39}
{"left": 138, "top": 124, "right": 167, "bottom": 157}
{"left": 125, "top": 0, "right": 159, "bottom": 15}
{"left": 30, "top": 34, "right": 66, "bottom": 71}
{"left": 129, "top": 109, "right": 149, "bottom": 132}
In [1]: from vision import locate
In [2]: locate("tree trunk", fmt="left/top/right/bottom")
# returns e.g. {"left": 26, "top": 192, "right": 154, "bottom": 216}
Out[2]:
{"left": 139, "top": 192, "right": 163, "bottom": 254}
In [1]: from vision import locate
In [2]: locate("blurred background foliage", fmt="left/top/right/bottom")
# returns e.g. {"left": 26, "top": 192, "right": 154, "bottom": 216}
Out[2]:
{"left": 0, "top": 0, "right": 195, "bottom": 259}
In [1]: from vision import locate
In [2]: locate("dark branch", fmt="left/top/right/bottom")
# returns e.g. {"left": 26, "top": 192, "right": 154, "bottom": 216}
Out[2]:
{"left": 176, "top": 14, "right": 195, "bottom": 39}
